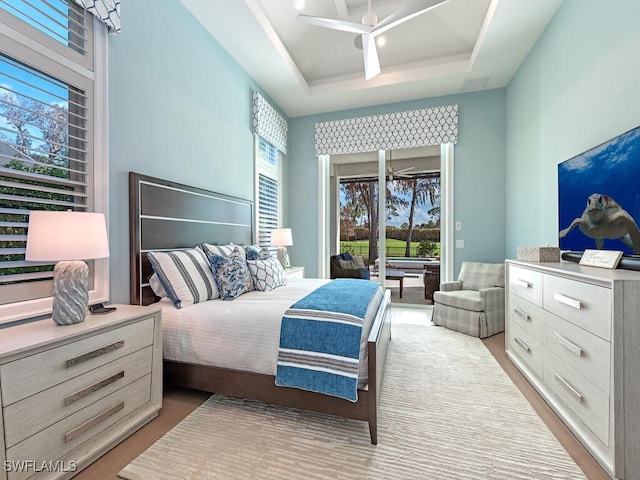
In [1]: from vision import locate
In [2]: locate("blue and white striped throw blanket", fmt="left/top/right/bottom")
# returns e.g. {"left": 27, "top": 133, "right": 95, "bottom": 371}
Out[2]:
{"left": 275, "top": 279, "right": 380, "bottom": 402}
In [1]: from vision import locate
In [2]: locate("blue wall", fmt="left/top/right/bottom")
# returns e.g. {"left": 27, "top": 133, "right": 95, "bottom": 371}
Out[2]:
{"left": 108, "top": 1, "right": 269, "bottom": 303}
{"left": 288, "top": 89, "right": 507, "bottom": 278}
{"left": 505, "top": 0, "right": 640, "bottom": 256}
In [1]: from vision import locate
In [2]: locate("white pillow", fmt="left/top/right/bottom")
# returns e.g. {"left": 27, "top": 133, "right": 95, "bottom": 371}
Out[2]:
{"left": 247, "top": 256, "right": 287, "bottom": 292}
{"left": 148, "top": 273, "right": 167, "bottom": 298}
{"left": 147, "top": 247, "right": 219, "bottom": 308}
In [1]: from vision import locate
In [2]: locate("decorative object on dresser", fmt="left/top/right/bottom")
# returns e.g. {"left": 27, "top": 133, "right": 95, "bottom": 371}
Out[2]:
{"left": 517, "top": 246, "right": 560, "bottom": 262}
{"left": 432, "top": 261, "right": 505, "bottom": 338}
{"left": 270, "top": 228, "right": 293, "bottom": 269}
{"left": 25, "top": 211, "right": 110, "bottom": 325}
{"left": 506, "top": 259, "right": 640, "bottom": 479}
{"left": 578, "top": 249, "right": 623, "bottom": 269}
{"left": 0, "top": 304, "right": 162, "bottom": 480}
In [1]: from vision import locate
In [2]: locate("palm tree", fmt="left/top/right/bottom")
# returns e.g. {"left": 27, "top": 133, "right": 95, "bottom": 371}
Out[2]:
{"left": 395, "top": 176, "right": 440, "bottom": 257}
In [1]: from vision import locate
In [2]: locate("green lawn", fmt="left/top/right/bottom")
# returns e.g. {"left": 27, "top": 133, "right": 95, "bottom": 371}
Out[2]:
{"left": 340, "top": 238, "right": 440, "bottom": 258}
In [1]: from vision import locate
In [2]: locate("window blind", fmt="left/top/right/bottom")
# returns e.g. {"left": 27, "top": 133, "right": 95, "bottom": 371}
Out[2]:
{"left": 0, "top": 53, "right": 89, "bottom": 298}
{"left": 0, "top": 0, "right": 88, "bottom": 54}
{"left": 0, "top": 0, "right": 96, "bottom": 312}
{"left": 256, "top": 137, "right": 281, "bottom": 248}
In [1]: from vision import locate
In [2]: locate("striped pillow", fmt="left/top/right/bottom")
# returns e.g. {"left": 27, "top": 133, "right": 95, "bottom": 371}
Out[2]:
{"left": 147, "top": 247, "right": 218, "bottom": 308}
{"left": 200, "top": 243, "right": 246, "bottom": 261}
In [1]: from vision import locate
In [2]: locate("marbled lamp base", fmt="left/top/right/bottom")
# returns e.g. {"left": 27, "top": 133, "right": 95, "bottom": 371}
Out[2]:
{"left": 277, "top": 247, "right": 290, "bottom": 269}
{"left": 52, "top": 260, "right": 89, "bottom": 325}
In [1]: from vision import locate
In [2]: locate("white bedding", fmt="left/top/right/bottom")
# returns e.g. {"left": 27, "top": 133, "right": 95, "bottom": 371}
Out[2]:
{"left": 158, "top": 278, "right": 383, "bottom": 385}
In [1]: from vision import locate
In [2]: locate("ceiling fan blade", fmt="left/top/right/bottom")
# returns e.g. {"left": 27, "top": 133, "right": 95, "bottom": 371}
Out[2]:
{"left": 362, "top": 34, "right": 381, "bottom": 80}
{"left": 297, "top": 14, "right": 372, "bottom": 35}
{"left": 372, "top": 0, "right": 449, "bottom": 36}
{"left": 396, "top": 166, "right": 415, "bottom": 174}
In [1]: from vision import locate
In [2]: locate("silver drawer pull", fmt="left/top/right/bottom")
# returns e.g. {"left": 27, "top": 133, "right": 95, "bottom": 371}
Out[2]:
{"left": 513, "top": 308, "right": 530, "bottom": 321}
{"left": 554, "top": 373, "right": 583, "bottom": 403}
{"left": 66, "top": 340, "right": 125, "bottom": 368}
{"left": 514, "top": 279, "right": 530, "bottom": 288}
{"left": 554, "top": 333, "right": 583, "bottom": 357}
{"left": 65, "top": 371, "right": 125, "bottom": 406}
{"left": 514, "top": 336, "right": 530, "bottom": 352}
{"left": 65, "top": 401, "right": 124, "bottom": 443}
{"left": 553, "top": 293, "right": 581, "bottom": 310}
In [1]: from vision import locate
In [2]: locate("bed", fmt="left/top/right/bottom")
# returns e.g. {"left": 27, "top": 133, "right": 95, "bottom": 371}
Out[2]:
{"left": 128, "top": 172, "right": 392, "bottom": 444}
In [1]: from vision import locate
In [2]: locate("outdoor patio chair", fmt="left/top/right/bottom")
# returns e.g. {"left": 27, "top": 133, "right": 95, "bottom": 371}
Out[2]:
{"left": 330, "top": 253, "right": 370, "bottom": 279}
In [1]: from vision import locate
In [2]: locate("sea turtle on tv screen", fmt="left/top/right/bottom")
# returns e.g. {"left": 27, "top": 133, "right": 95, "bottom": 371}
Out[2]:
{"left": 559, "top": 193, "right": 640, "bottom": 254}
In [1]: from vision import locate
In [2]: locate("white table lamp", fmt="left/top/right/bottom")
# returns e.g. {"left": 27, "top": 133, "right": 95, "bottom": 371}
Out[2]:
{"left": 270, "top": 228, "right": 292, "bottom": 269}
{"left": 26, "top": 211, "right": 109, "bottom": 325}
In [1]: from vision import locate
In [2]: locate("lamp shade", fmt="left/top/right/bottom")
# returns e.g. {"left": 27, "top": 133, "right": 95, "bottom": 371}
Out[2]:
{"left": 26, "top": 211, "right": 109, "bottom": 261}
{"left": 270, "top": 228, "right": 293, "bottom": 247}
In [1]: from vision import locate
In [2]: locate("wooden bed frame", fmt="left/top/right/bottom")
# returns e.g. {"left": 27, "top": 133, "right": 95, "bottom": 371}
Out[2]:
{"left": 129, "top": 172, "right": 392, "bottom": 444}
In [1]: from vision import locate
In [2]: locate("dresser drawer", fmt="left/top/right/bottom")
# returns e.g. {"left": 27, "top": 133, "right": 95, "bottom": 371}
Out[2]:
{"left": 543, "top": 275, "right": 611, "bottom": 341}
{"left": 3, "top": 346, "right": 153, "bottom": 448}
{"left": 508, "top": 293, "right": 546, "bottom": 342}
{"left": 6, "top": 375, "right": 151, "bottom": 480}
{"left": 0, "top": 317, "right": 154, "bottom": 405}
{"left": 544, "top": 314, "right": 610, "bottom": 393}
{"left": 508, "top": 321, "right": 544, "bottom": 378}
{"left": 544, "top": 352, "right": 610, "bottom": 445}
{"left": 508, "top": 265, "right": 543, "bottom": 306}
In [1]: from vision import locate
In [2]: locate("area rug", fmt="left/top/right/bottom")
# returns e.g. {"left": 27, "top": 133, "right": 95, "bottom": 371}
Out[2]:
{"left": 119, "top": 323, "right": 586, "bottom": 480}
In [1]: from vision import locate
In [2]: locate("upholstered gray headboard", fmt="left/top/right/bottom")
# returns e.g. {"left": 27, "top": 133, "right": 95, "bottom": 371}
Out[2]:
{"left": 129, "top": 172, "right": 253, "bottom": 305}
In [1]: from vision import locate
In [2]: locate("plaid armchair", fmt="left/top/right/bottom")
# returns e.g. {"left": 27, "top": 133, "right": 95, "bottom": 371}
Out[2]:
{"left": 432, "top": 262, "right": 505, "bottom": 338}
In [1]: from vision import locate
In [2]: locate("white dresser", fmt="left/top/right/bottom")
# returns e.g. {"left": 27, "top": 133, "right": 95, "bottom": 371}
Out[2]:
{"left": 505, "top": 260, "right": 640, "bottom": 479}
{"left": 0, "top": 305, "right": 162, "bottom": 480}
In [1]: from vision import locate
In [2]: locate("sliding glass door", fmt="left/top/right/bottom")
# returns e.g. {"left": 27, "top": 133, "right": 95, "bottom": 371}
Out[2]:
{"left": 328, "top": 146, "right": 447, "bottom": 307}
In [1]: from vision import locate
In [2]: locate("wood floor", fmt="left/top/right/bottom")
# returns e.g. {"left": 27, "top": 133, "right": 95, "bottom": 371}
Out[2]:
{"left": 75, "top": 308, "right": 610, "bottom": 480}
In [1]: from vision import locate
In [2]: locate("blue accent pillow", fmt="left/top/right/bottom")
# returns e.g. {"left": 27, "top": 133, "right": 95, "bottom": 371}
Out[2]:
{"left": 245, "top": 245, "right": 271, "bottom": 260}
{"left": 209, "top": 250, "right": 252, "bottom": 300}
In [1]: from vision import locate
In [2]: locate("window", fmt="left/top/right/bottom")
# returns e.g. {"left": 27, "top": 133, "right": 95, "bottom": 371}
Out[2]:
{"left": 255, "top": 137, "right": 282, "bottom": 248}
{"left": 0, "top": 0, "right": 108, "bottom": 323}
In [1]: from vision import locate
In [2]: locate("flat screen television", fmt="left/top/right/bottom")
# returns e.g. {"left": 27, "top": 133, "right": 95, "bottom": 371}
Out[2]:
{"left": 558, "top": 125, "right": 640, "bottom": 257}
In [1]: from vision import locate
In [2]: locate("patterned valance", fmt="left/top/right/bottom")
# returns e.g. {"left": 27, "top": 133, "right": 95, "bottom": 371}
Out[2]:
{"left": 73, "top": 0, "right": 120, "bottom": 33}
{"left": 315, "top": 104, "right": 458, "bottom": 156}
{"left": 251, "top": 91, "right": 288, "bottom": 154}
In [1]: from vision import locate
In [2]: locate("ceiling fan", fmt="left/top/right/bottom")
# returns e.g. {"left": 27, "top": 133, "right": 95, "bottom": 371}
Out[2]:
{"left": 296, "top": 0, "right": 450, "bottom": 80}
{"left": 366, "top": 151, "right": 415, "bottom": 180}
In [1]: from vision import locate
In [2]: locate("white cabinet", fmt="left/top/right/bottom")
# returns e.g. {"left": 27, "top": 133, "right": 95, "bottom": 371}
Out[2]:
{"left": 0, "top": 305, "right": 162, "bottom": 480}
{"left": 506, "top": 260, "right": 640, "bottom": 479}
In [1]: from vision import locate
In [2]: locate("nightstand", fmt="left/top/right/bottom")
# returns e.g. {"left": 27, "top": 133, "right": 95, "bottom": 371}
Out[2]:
{"left": 286, "top": 266, "right": 305, "bottom": 279}
{"left": 0, "top": 304, "right": 162, "bottom": 480}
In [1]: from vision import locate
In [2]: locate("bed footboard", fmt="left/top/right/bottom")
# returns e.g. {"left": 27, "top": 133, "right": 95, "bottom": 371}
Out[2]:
{"left": 366, "top": 288, "right": 392, "bottom": 444}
